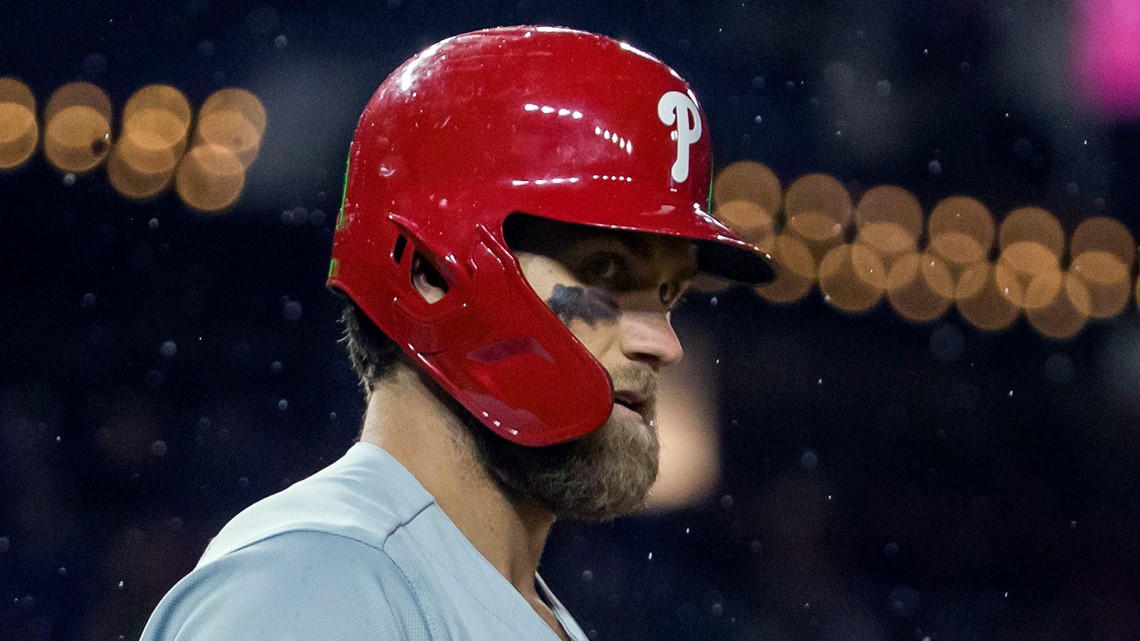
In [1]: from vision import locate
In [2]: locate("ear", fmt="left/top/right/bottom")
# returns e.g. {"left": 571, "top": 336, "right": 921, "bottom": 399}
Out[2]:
{"left": 411, "top": 252, "right": 448, "bottom": 304}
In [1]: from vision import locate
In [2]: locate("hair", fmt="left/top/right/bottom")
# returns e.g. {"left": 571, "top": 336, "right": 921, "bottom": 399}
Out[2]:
{"left": 339, "top": 301, "right": 402, "bottom": 396}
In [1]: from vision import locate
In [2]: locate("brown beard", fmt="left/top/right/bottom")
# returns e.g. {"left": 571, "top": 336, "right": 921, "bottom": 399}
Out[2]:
{"left": 454, "top": 365, "right": 661, "bottom": 522}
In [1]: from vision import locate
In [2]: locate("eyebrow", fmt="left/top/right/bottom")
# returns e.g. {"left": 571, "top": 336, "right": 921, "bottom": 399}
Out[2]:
{"left": 593, "top": 233, "right": 700, "bottom": 283}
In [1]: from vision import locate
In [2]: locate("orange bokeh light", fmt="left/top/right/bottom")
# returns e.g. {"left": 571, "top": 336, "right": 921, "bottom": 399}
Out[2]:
{"left": 1026, "top": 273, "right": 1091, "bottom": 340}
{"left": 756, "top": 233, "right": 817, "bottom": 304}
{"left": 955, "top": 261, "right": 1020, "bottom": 331}
{"left": 175, "top": 144, "right": 246, "bottom": 212}
{"left": 43, "top": 82, "right": 113, "bottom": 173}
{"left": 715, "top": 199, "right": 777, "bottom": 245}
{"left": 999, "top": 207, "right": 1065, "bottom": 259}
{"left": 818, "top": 243, "right": 886, "bottom": 313}
{"left": 1069, "top": 250, "right": 1131, "bottom": 318}
{"left": 194, "top": 88, "right": 267, "bottom": 167}
{"left": 118, "top": 85, "right": 192, "bottom": 174}
{"left": 927, "top": 196, "right": 995, "bottom": 269}
{"left": 0, "top": 78, "right": 38, "bottom": 170}
{"left": 712, "top": 160, "right": 782, "bottom": 214}
{"left": 886, "top": 251, "right": 954, "bottom": 323}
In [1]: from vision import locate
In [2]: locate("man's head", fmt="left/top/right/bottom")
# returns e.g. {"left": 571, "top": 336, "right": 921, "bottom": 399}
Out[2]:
{"left": 343, "top": 214, "right": 697, "bottom": 520}
{"left": 329, "top": 25, "right": 774, "bottom": 447}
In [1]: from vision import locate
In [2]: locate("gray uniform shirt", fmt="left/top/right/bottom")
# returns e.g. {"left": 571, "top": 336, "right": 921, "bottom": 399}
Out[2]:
{"left": 140, "top": 442, "right": 588, "bottom": 641}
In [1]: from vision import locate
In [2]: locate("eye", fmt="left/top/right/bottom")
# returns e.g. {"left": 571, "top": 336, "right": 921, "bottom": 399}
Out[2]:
{"left": 578, "top": 252, "right": 633, "bottom": 289}
{"left": 658, "top": 282, "right": 682, "bottom": 308}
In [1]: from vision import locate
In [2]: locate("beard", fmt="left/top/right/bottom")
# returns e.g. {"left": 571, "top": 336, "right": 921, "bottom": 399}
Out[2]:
{"left": 459, "top": 365, "right": 661, "bottom": 522}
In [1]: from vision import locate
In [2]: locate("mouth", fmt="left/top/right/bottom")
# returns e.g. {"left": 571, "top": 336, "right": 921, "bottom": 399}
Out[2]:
{"left": 613, "top": 390, "right": 650, "bottom": 420}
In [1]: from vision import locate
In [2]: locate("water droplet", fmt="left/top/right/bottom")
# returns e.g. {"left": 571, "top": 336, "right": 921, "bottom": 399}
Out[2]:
{"left": 55, "top": 435, "right": 61, "bottom": 443}
{"left": 753, "top": 115, "right": 763, "bottom": 124}
{"left": 647, "top": 552, "right": 653, "bottom": 560}
{"left": 145, "top": 369, "right": 164, "bottom": 388}
{"left": 800, "top": 450, "right": 819, "bottom": 470}
{"left": 117, "top": 580, "right": 124, "bottom": 589}
{"left": 581, "top": 569, "right": 593, "bottom": 581}
{"left": 928, "top": 159, "right": 943, "bottom": 175}
{"left": 282, "top": 300, "right": 303, "bottom": 322}
{"left": 160, "top": 340, "right": 177, "bottom": 358}
{"left": 151, "top": 440, "right": 168, "bottom": 457}
{"left": 270, "top": 361, "right": 283, "bottom": 374}
{"left": 273, "top": 34, "right": 287, "bottom": 49}
{"left": 239, "top": 476, "right": 250, "bottom": 488}
{"left": 1008, "top": 390, "right": 1014, "bottom": 398}
{"left": 81, "top": 293, "right": 97, "bottom": 309}
{"left": 710, "top": 296, "right": 718, "bottom": 307}
{"left": 277, "top": 399, "right": 289, "bottom": 411}
{"left": 148, "top": 218, "right": 159, "bottom": 230}
{"left": 685, "top": 527, "right": 691, "bottom": 535}
{"left": 875, "top": 79, "right": 892, "bottom": 96}
{"left": 711, "top": 603, "right": 724, "bottom": 616}
{"left": 720, "top": 495, "right": 734, "bottom": 509}
{"left": 62, "top": 173, "right": 77, "bottom": 186}
{"left": 58, "top": 567, "right": 67, "bottom": 576}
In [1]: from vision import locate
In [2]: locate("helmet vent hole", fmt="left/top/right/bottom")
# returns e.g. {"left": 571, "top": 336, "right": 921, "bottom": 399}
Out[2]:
{"left": 411, "top": 251, "right": 449, "bottom": 304}
{"left": 392, "top": 235, "right": 408, "bottom": 263}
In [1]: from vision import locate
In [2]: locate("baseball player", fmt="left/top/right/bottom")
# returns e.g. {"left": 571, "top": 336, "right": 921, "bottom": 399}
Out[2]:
{"left": 141, "top": 26, "right": 775, "bottom": 641}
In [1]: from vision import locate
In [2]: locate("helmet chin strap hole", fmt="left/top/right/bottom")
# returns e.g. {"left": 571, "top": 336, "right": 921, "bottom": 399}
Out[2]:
{"left": 392, "top": 235, "right": 408, "bottom": 264}
{"left": 411, "top": 252, "right": 449, "bottom": 304}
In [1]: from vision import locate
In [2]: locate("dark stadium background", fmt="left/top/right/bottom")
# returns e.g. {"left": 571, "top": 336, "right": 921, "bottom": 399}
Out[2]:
{"left": 3, "top": 1, "right": 1140, "bottom": 639}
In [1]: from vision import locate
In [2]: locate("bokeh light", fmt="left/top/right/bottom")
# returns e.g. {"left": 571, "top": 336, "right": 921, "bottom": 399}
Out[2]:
{"left": 955, "top": 261, "right": 1020, "bottom": 331}
{"left": 886, "top": 251, "right": 954, "bottom": 323}
{"left": 999, "top": 207, "right": 1065, "bottom": 258}
{"left": 712, "top": 160, "right": 782, "bottom": 214}
{"left": 927, "top": 196, "right": 995, "bottom": 272}
{"left": 43, "top": 82, "right": 112, "bottom": 173}
{"left": 107, "top": 144, "right": 174, "bottom": 199}
{"left": 1070, "top": 216, "right": 1136, "bottom": 265}
{"left": 995, "top": 241, "right": 1063, "bottom": 310}
{"left": 755, "top": 233, "right": 817, "bottom": 304}
{"left": 194, "top": 88, "right": 267, "bottom": 167}
{"left": 1026, "top": 273, "right": 1091, "bottom": 340}
{"left": 1070, "top": 250, "right": 1131, "bottom": 318}
{"left": 854, "top": 185, "right": 923, "bottom": 268}
{"left": 818, "top": 243, "right": 886, "bottom": 313}
{"left": 175, "top": 143, "right": 246, "bottom": 212}
{"left": 0, "top": 77, "right": 38, "bottom": 170}
{"left": 783, "top": 173, "right": 852, "bottom": 260}
{"left": 117, "top": 85, "right": 192, "bottom": 175}
{"left": 714, "top": 199, "right": 777, "bottom": 246}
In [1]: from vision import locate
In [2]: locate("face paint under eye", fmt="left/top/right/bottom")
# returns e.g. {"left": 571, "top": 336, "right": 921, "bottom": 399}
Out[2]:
{"left": 547, "top": 284, "right": 620, "bottom": 327}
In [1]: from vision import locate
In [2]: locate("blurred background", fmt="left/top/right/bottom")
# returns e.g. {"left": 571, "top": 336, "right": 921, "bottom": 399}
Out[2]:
{"left": 3, "top": 1, "right": 1140, "bottom": 639}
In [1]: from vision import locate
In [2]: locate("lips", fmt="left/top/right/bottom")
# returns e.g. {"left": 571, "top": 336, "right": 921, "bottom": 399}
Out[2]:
{"left": 613, "top": 390, "right": 649, "bottom": 418}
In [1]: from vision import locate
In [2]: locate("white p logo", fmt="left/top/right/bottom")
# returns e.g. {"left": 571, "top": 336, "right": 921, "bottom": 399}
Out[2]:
{"left": 657, "top": 91, "right": 702, "bottom": 183}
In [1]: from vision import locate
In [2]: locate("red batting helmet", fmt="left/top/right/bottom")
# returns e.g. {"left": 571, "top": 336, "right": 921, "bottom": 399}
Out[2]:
{"left": 328, "top": 26, "right": 775, "bottom": 446}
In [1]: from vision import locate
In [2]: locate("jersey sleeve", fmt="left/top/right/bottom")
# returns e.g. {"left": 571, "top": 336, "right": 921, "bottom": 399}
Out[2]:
{"left": 140, "top": 529, "right": 432, "bottom": 641}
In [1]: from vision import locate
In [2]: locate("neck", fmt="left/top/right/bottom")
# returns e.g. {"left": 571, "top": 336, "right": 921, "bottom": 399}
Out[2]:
{"left": 359, "top": 364, "right": 555, "bottom": 597}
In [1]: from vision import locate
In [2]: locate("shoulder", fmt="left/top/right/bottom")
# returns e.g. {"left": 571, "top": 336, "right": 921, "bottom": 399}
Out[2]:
{"left": 141, "top": 529, "right": 432, "bottom": 641}
{"left": 200, "top": 444, "right": 435, "bottom": 564}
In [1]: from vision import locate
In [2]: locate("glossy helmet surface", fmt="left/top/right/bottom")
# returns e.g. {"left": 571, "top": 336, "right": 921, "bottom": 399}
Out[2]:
{"left": 328, "top": 26, "right": 775, "bottom": 446}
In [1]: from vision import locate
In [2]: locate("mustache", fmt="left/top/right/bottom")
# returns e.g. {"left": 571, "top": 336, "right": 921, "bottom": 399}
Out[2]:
{"left": 609, "top": 364, "right": 658, "bottom": 398}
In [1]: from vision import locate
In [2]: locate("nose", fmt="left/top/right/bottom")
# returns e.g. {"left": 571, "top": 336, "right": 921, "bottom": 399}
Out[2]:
{"left": 619, "top": 310, "right": 684, "bottom": 369}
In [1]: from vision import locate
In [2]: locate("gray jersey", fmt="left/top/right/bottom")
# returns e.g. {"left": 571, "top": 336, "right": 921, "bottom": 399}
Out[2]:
{"left": 141, "top": 442, "right": 588, "bottom": 641}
